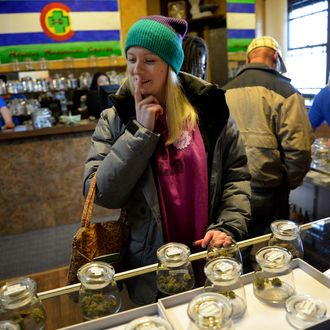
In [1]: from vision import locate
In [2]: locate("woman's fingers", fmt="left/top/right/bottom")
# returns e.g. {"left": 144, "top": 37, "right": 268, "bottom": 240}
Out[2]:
{"left": 134, "top": 85, "right": 163, "bottom": 131}
{"left": 134, "top": 77, "right": 143, "bottom": 104}
{"left": 194, "top": 230, "right": 233, "bottom": 248}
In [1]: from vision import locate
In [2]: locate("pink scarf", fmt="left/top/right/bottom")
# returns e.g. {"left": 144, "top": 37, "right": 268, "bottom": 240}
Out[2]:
{"left": 154, "top": 116, "right": 209, "bottom": 246}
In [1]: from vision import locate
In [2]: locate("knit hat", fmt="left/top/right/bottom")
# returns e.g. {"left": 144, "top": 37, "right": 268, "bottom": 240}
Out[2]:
{"left": 247, "top": 36, "right": 287, "bottom": 73}
{"left": 125, "top": 15, "right": 188, "bottom": 74}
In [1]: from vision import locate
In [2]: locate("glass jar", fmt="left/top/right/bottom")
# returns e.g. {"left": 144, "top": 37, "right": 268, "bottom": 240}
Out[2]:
{"left": 125, "top": 316, "right": 173, "bottom": 330}
{"left": 312, "top": 138, "right": 330, "bottom": 168}
{"left": 206, "top": 241, "right": 242, "bottom": 266}
{"left": 0, "top": 278, "right": 46, "bottom": 330}
{"left": 156, "top": 243, "right": 195, "bottom": 295}
{"left": 268, "top": 220, "right": 304, "bottom": 258}
{"left": 187, "top": 292, "right": 234, "bottom": 330}
{"left": 204, "top": 258, "right": 246, "bottom": 320}
{"left": 32, "top": 108, "right": 53, "bottom": 129}
{"left": 77, "top": 261, "right": 121, "bottom": 320}
{"left": 253, "top": 246, "right": 295, "bottom": 305}
{"left": 285, "top": 294, "right": 327, "bottom": 329}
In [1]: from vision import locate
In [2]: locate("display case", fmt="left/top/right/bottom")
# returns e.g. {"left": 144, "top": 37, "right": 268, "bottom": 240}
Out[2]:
{"left": 16, "top": 218, "right": 329, "bottom": 330}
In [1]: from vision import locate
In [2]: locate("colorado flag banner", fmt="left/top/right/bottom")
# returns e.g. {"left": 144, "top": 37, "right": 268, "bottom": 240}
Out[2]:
{"left": 226, "top": 0, "right": 256, "bottom": 53}
{"left": 0, "top": 0, "right": 122, "bottom": 64}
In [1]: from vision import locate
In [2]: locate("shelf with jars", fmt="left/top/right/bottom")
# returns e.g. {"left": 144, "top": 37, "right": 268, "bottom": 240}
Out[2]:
{"left": 0, "top": 67, "right": 127, "bottom": 132}
{"left": 0, "top": 56, "right": 126, "bottom": 74}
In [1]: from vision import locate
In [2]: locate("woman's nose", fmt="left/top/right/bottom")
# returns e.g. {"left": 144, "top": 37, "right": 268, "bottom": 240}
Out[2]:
{"left": 133, "top": 60, "right": 143, "bottom": 74}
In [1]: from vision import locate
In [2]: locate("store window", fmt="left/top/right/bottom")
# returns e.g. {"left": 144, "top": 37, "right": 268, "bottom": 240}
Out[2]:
{"left": 286, "top": 0, "right": 329, "bottom": 97}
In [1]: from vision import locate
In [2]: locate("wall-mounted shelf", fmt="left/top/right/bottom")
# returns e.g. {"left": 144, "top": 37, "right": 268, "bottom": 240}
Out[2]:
{"left": 0, "top": 56, "right": 127, "bottom": 74}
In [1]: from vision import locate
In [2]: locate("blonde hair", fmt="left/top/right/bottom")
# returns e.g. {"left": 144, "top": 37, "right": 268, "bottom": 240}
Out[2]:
{"left": 165, "top": 69, "right": 198, "bottom": 144}
{"left": 128, "top": 67, "right": 198, "bottom": 145}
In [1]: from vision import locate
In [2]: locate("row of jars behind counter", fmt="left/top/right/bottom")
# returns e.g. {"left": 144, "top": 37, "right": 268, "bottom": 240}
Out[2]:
{"left": 1, "top": 70, "right": 127, "bottom": 129}
{"left": 0, "top": 70, "right": 126, "bottom": 95}
{"left": 6, "top": 91, "right": 90, "bottom": 129}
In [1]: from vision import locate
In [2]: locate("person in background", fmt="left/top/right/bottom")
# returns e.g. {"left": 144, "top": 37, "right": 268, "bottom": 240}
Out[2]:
{"left": 0, "top": 95, "right": 15, "bottom": 129}
{"left": 308, "top": 74, "right": 330, "bottom": 130}
{"left": 86, "top": 72, "right": 111, "bottom": 118}
{"left": 223, "top": 36, "right": 314, "bottom": 238}
{"left": 181, "top": 34, "right": 208, "bottom": 80}
{"left": 84, "top": 15, "right": 251, "bottom": 305}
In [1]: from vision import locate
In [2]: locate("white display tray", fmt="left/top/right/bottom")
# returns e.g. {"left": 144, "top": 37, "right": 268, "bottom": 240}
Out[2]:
{"left": 60, "top": 259, "right": 330, "bottom": 329}
{"left": 59, "top": 303, "right": 167, "bottom": 330}
{"left": 159, "top": 259, "right": 330, "bottom": 330}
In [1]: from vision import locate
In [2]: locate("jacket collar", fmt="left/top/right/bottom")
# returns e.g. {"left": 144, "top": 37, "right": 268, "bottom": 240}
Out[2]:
{"left": 236, "top": 63, "right": 292, "bottom": 82}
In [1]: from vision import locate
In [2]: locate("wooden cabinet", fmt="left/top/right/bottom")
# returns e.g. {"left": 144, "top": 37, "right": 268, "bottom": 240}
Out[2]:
{"left": 160, "top": 0, "right": 228, "bottom": 85}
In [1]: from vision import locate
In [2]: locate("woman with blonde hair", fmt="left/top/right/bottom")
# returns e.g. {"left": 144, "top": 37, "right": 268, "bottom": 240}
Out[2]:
{"left": 83, "top": 15, "right": 251, "bottom": 305}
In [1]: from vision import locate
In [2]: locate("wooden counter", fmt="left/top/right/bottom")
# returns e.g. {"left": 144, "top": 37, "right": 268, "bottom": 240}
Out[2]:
{"left": 0, "top": 122, "right": 111, "bottom": 236}
{"left": 0, "top": 122, "right": 96, "bottom": 140}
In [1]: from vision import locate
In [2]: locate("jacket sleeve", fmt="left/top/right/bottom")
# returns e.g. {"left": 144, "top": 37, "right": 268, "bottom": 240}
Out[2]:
{"left": 276, "top": 93, "right": 314, "bottom": 189}
{"left": 308, "top": 90, "right": 326, "bottom": 130}
{"left": 207, "top": 117, "right": 251, "bottom": 241}
{"left": 84, "top": 108, "right": 159, "bottom": 208}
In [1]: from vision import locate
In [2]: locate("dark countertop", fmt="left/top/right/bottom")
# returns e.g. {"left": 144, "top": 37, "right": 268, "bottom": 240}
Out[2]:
{"left": 0, "top": 121, "right": 96, "bottom": 141}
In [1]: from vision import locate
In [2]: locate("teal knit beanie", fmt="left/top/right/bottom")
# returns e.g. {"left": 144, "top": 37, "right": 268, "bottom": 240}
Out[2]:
{"left": 125, "top": 15, "right": 188, "bottom": 74}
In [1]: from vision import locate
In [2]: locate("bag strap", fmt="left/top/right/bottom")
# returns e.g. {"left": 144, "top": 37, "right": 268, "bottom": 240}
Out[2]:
{"left": 81, "top": 175, "right": 126, "bottom": 228}
{"left": 81, "top": 175, "right": 97, "bottom": 228}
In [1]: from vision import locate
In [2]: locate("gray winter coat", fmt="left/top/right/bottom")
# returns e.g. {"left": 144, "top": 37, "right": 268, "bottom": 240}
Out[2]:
{"left": 223, "top": 63, "right": 314, "bottom": 189}
{"left": 84, "top": 72, "right": 251, "bottom": 304}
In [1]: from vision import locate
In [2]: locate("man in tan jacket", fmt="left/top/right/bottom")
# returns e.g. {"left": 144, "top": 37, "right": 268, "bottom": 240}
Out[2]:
{"left": 223, "top": 36, "right": 314, "bottom": 237}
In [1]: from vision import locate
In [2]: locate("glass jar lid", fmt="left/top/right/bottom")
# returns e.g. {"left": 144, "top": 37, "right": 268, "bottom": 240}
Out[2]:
{"left": 77, "top": 261, "right": 115, "bottom": 289}
{"left": 0, "top": 320, "right": 20, "bottom": 330}
{"left": 270, "top": 220, "right": 300, "bottom": 240}
{"left": 125, "top": 316, "right": 173, "bottom": 330}
{"left": 157, "top": 243, "right": 190, "bottom": 267}
{"left": 0, "top": 278, "right": 36, "bottom": 309}
{"left": 187, "top": 292, "right": 233, "bottom": 329}
{"left": 285, "top": 294, "right": 327, "bottom": 328}
{"left": 204, "top": 257, "right": 241, "bottom": 284}
{"left": 255, "top": 246, "right": 292, "bottom": 272}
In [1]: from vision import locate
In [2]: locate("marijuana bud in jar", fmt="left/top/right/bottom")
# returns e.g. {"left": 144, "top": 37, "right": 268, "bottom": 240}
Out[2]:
{"left": 204, "top": 257, "right": 246, "bottom": 320}
{"left": 77, "top": 262, "right": 121, "bottom": 320}
{"left": 156, "top": 243, "right": 195, "bottom": 295}
{"left": 268, "top": 220, "right": 304, "bottom": 259}
{"left": 253, "top": 246, "right": 295, "bottom": 305}
{"left": 0, "top": 278, "right": 47, "bottom": 330}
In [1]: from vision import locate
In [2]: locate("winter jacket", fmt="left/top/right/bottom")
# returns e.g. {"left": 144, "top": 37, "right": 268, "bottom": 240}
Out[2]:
{"left": 223, "top": 63, "right": 314, "bottom": 190}
{"left": 84, "top": 72, "right": 251, "bottom": 304}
